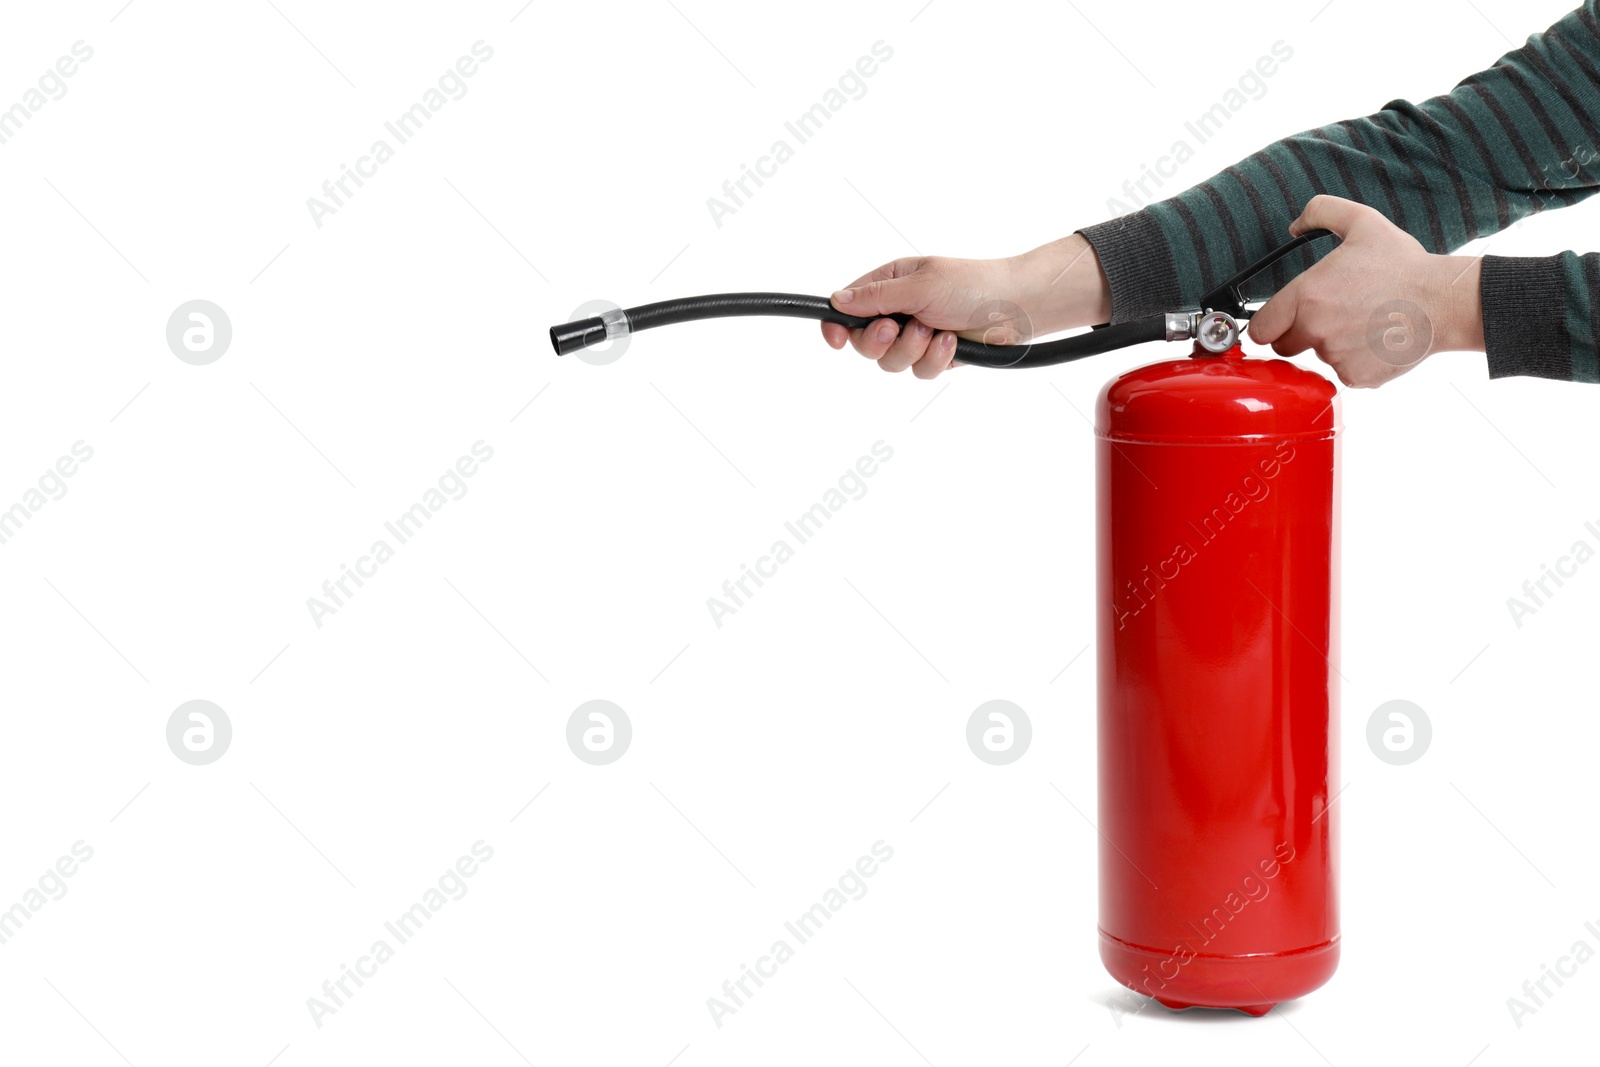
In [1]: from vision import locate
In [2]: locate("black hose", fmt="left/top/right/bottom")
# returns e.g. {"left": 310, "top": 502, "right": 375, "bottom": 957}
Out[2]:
{"left": 549, "top": 293, "right": 1166, "bottom": 369}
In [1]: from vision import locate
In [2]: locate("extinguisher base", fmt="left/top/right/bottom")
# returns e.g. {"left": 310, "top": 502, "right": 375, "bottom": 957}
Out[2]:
{"left": 1100, "top": 930, "right": 1340, "bottom": 1016}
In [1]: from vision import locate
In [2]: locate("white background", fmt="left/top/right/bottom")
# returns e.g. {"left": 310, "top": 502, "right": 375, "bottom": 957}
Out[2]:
{"left": 1, "top": 0, "right": 1596, "bottom": 1064}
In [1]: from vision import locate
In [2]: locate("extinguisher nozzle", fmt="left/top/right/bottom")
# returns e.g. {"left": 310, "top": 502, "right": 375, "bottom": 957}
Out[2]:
{"left": 551, "top": 307, "right": 631, "bottom": 356}
{"left": 550, "top": 316, "right": 605, "bottom": 356}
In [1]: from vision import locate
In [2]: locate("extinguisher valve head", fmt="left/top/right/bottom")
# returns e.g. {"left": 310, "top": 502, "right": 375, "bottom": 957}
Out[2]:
{"left": 1165, "top": 311, "right": 1197, "bottom": 342}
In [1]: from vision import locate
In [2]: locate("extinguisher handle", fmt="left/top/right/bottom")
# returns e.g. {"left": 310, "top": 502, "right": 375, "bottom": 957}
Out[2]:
{"left": 1200, "top": 228, "right": 1338, "bottom": 321}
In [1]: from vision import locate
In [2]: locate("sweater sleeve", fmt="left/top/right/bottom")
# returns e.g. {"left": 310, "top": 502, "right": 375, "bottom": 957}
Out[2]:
{"left": 1076, "top": 1, "right": 1600, "bottom": 382}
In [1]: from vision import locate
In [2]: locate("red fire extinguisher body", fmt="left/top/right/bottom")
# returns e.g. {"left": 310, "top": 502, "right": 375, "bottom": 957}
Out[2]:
{"left": 1095, "top": 343, "right": 1340, "bottom": 1015}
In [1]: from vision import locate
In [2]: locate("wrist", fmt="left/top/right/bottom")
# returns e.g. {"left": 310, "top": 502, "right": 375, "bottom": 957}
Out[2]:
{"left": 1012, "top": 233, "right": 1112, "bottom": 335}
{"left": 1431, "top": 254, "right": 1485, "bottom": 354}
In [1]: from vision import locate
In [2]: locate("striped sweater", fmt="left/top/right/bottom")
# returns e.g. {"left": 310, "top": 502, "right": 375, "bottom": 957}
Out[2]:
{"left": 1077, "top": 1, "right": 1600, "bottom": 381}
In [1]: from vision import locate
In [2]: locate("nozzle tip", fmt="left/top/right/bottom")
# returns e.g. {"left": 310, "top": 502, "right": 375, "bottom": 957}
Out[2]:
{"left": 549, "top": 316, "right": 606, "bottom": 356}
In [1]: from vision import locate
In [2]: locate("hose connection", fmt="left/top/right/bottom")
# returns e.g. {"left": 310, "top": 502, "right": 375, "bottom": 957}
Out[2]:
{"left": 1165, "top": 311, "right": 1198, "bottom": 342}
{"left": 601, "top": 307, "right": 630, "bottom": 342}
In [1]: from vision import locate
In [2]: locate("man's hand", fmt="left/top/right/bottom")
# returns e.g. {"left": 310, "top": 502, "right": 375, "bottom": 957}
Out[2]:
{"left": 1248, "top": 194, "right": 1485, "bottom": 387}
{"left": 820, "top": 234, "right": 1112, "bottom": 379}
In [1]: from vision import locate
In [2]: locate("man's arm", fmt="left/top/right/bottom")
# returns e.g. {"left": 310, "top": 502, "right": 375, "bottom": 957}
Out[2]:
{"left": 1077, "top": 1, "right": 1600, "bottom": 381}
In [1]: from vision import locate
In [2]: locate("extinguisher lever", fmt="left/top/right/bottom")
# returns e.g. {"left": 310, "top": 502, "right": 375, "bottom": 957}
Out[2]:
{"left": 1199, "top": 228, "right": 1338, "bottom": 321}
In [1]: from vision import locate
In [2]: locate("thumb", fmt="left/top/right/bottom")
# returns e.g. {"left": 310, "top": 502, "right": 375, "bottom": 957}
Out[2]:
{"left": 1289, "top": 193, "right": 1374, "bottom": 240}
{"left": 831, "top": 259, "right": 935, "bottom": 318}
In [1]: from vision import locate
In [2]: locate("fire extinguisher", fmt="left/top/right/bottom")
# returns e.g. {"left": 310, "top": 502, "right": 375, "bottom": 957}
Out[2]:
{"left": 1096, "top": 307, "right": 1339, "bottom": 1015}
{"left": 549, "top": 229, "right": 1342, "bottom": 1014}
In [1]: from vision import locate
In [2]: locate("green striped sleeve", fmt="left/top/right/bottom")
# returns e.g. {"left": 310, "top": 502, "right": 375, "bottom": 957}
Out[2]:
{"left": 1078, "top": 1, "right": 1600, "bottom": 381}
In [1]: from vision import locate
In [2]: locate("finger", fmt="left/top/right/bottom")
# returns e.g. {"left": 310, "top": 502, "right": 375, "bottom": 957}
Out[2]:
{"left": 1269, "top": 328, "right": 1314, "bottom": 358}
{"left": 880, "top": 318, "right": 935, "bottom": 373}
{"left": 1301, "top": 348, "right": 1356, "bottom": 386}
{"left": 831, "top": 258, "right": 935, "bottom": 318}
{"left": 851, "top": 317, "right": 902, "bottom": 362}
{"left": 846, "top": 324, "right": 873, "bottom": 358}
{"left": 1289, "top": 193, "right": 1378, "bottom": 240}
{"left": 1247, "top": 278, "right": 1302, "bottom": 345}
{"left": 913, "top": 331, "right": 959, "bottom": 379}
{"left": 820, "top": 321, "right": 849, "bottom": 349}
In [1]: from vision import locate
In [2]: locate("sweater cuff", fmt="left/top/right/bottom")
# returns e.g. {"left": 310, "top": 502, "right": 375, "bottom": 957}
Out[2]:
{"left": 1076, "top": 211, "right": 1183, "bottom": 324}
{"left": 1480, "top": 255, "right": 1573, "bottom": 380}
